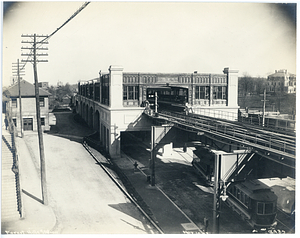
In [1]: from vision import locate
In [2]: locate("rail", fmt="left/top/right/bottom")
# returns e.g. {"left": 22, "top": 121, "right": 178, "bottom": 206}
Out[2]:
{"left": 150, "top": 111, "right": 295, "bottom": 164}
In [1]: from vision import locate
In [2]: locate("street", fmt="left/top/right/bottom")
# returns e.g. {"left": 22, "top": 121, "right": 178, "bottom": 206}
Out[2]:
{"left": 21, "top": 111, "right": 154, "bottom": 234}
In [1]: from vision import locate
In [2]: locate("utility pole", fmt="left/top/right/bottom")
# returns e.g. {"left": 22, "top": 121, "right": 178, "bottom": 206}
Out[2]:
{"left": 151, "top": 126, "right": 156, "bottom": 186}
{"left": 12, "top": 59, "right": 25, "bottom": 137}
{"left": 21, "top": 34, "right": 48, "bottom": 205}
{"left": 261, "top": 89, "right": 268, "bottom": 127}
{"left": 212, "top": 154, "right": 221, "bottom": 233}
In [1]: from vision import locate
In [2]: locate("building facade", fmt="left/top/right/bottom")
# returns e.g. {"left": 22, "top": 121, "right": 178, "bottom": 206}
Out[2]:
{"left": 3, "top": 80, "right": 51, "bottom": 134}
{"left": 267, "top": 69, "right": 296, "bottom": 94}
{"left": 75, "top": 65, "right": 239, "bottom": 158}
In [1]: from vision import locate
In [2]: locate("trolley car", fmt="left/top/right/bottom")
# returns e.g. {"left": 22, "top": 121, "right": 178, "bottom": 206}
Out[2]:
{"left": 226, "top": 180, "right": 277, "bottom": 230}
{"left": 192, "top": 147, "right": 278, "bottom": 230}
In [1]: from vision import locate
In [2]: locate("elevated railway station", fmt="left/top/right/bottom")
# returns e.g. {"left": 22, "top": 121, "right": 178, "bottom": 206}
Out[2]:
{"left": 74, "top": 65, "right": 295, "bottom": 180}
{"left": 75, "top": 65, "right": 239, "bottom": 158}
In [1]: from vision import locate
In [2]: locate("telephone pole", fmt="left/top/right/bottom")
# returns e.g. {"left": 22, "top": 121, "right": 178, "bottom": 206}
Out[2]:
{"left": 12, "top": 59, "right": 25, "bottom": 137}
{"left": 261, "top": 89, "right": 268, "bottom": 127}
{"left": 21, "top": 34, "right": 48, "bottom": 205}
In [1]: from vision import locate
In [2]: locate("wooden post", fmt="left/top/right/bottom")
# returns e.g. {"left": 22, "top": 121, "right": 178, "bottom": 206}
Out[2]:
{"left": 17, "top": 59, "right": 23, "bottom": 137}
{"left": 33, "top": 34, "right": 48, "bottom": 205}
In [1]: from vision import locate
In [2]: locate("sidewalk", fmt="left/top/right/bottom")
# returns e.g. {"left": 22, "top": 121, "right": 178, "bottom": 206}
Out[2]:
{"left": 1, "top": 134, "right": 56, "bottom": 234}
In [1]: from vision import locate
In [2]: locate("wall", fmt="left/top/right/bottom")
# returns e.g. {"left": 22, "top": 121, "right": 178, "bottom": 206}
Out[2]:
{"left": 10, "top": 96, "right": 50, "bottom": 133}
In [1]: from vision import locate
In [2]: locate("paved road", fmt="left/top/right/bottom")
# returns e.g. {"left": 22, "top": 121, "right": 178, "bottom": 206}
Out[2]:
{"left": 21, "top": 112, "right": 155, "bottom": 234}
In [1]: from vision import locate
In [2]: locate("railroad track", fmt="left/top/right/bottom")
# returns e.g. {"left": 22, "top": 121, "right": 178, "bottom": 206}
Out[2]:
{"left": 276, "top": 209, "right": 294, "bottom": 232}
{"left": 156, "top": 111, "right": 295, "bottom": 163}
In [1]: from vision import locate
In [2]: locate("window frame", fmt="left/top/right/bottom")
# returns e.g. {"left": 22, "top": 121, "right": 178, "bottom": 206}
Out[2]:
{"left": 39, "top": 97, "right": 45, "bottom": 107}
{"left": 11, "top": 98, "right": 17, "bottom": 108}
{"left": 41, "top": 117, "right": 45, "bottom": 126}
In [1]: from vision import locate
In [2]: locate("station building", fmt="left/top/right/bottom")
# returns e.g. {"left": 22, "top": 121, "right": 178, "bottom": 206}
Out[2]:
{"left": 75, "top": 65, "right": 239, "bottom": 158}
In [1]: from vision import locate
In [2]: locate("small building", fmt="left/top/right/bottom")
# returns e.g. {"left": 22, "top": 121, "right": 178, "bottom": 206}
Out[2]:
{"left": 3, "top": 80, "right": 51, "bottom": 134}
{"left": 38, "top": 82, "right": 49, "bottom": 89}
{"left": 267, "top": 69, "right": 296, "bottom": 94}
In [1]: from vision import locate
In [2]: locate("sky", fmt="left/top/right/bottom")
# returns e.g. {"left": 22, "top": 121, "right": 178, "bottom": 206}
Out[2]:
{"left": 2, "top": 1, "right": 297, "bottom": 87}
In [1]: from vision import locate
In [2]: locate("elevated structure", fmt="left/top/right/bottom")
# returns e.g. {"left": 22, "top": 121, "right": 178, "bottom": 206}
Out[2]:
{"left": 75, "top": 65, "right": 239, "bottom": 158}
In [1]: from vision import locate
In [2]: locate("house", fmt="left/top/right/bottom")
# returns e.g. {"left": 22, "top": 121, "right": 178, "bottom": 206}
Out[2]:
{"left": 267, "top": 69, "right": 296, "bottom": 94}
{"left": 3, "top": 80, "right": 51, "bottom": 133}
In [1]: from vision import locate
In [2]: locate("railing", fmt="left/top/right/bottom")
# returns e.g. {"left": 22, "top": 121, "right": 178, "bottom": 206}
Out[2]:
{"left": 156, "top": 111, "right": 295, "bottom": 162}
{"left": 5, "top": 111, "right": 23, "bottom": 217}
{"left": 192, "top": 107, "right": 238, "bottom": 121}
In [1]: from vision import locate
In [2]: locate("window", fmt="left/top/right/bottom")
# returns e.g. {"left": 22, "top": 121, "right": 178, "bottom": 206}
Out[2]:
{"left": 13, "top": 118, "right": 17, "bottom": 127}
{"left": 41, "top": 118, "right": 45, "bottom": 126}
{"left": 195, "top": 86, "right": 209, "bottom": 99}
{"left": 123, "top": 86, "right": 139, "bottom": 100}
{"left": 257, "top": 202, "right": 264, "bottom": 214}
{"left": 265, "top": 203, "right": 274, "bottom": 214}
{"left": 213, "top": 86, "right": 227, "bottom": 100}
{"left": 12, "top": 98, "right": 17, "bottom": 108}
{"left": 257, "top": 202, "right": 275, "bottom": 215}
{"left": 39, "top": 97, "right": 45, "bottom": 107}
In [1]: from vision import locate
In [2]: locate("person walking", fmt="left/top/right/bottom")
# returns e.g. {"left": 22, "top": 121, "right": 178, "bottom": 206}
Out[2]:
{"left": 4, "top": 117, "right": 8, "bottom": 130}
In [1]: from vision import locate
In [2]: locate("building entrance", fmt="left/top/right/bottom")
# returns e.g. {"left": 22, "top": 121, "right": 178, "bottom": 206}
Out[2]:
{"left": 23, "top": 118, "right": 33, "bottom": 130}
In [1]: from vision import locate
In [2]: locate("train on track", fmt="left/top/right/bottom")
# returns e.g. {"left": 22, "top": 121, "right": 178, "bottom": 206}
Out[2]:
{"left": 147, "top": 86, "right": 188, "bottom": 112}
{"left": 192, "top": 147, "right": 278, "bottom": 231}
{"left": 226, "top": 180, "right": 277, "bottom": 230}
{"left": 146, "top": 86, "right": 295, "bottom": 133}
{"left": 239, "top": 112, "right": 296, "bottom": 133}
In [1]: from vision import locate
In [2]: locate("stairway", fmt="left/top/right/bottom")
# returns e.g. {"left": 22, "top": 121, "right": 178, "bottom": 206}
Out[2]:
{"left": 1, "top": 135, "right": 21, "bottom": 221}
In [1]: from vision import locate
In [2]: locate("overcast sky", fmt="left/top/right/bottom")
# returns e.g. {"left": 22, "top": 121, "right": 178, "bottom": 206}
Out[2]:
{"left": 2, "top": 1, "right": 297, "bottom": 87}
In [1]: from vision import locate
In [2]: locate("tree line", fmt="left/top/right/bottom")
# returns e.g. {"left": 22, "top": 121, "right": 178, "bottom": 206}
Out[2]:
{"left": 238, "top": 74, "right": 266, "bottom": 96}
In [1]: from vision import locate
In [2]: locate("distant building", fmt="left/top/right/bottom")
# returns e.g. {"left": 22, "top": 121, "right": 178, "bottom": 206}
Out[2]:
{"left": 267, "top": 69, "right": 296, "bottom": 93}
{"left": 38, "top": 82, "right": 49, "bottom": 89}
{"left": 3, "top": 80, "right": 52, "bottom": 133}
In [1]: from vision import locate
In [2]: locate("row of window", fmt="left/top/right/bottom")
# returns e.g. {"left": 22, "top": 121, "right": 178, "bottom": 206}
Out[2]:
{"left": 12, "top": 117, "right": 45, "bottom": 127}
{"left": 11, "top": 98, "right": 45, "bottom": 108}
{"left": 228, "top": 185, "right": 275, "bottom": 215}
{"left": 195, "top": 86, "right": 227, "bottom": 100}
{"left": 257, "top": 202, "right": 275, "bottom": 215}
{"left": 229, "top": 185, "right": 250, "bottom": 208}
{"left": 122, "top": 86, "right": 227, "bottom": 101}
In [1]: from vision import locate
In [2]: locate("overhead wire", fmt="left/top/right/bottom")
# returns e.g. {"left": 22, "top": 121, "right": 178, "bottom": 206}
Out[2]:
{"left": 20, "top": 1, "right": 91, "bottom": 71}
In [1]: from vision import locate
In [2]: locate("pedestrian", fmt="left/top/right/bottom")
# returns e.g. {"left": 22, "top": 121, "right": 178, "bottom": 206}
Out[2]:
{"left": 4, "top": 117, "right": 8, "bottom": 130}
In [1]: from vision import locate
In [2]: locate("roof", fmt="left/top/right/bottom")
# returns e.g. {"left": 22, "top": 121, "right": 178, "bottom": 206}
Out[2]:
{"left": 3, "top": 80, "right": 51, "bottom": 98}
{"left": 268, "top": 70, "right": 295, "bottom": 79}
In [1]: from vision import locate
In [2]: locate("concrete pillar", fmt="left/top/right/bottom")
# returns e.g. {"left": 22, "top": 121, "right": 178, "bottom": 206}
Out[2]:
{"left": 109, "top": 65, "right": 123, "bottom": 108}
{"left": 223, "top": 68, "right": 239, "bottom": 107}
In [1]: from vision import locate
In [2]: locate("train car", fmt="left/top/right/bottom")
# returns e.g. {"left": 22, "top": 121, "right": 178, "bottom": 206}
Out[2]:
{"left": 192, "top": 147, "right": 278, "bottom": 230}
{"left": 226, "top": 180, "right": 278, "bottom": 230}
{"left": 147, "top": 86, "right": 188, "bottom": 112}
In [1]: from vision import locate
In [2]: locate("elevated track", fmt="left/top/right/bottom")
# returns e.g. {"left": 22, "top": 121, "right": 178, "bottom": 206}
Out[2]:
{"left": 145, "top": 110, "right": 295, "bottom": 171}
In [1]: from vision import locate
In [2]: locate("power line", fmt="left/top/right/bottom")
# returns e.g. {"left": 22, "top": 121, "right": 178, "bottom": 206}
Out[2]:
{"left": 20, "top": 1, "right": 91, "bottom": 71}
{"left": 44, "top": 1, "right": 91, "bottom": 42}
